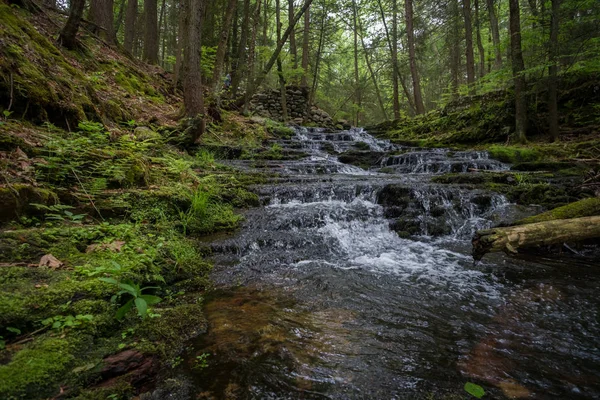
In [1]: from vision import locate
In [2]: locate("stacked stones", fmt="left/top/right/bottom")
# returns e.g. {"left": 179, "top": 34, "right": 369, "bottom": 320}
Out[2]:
{"left": 250, "top": 85, "right": 334, "bottom": 126}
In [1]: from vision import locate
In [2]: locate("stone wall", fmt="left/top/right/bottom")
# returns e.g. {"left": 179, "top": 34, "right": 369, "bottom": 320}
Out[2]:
{"left": 250, "top": 85, "right": 334, "bottom": 126}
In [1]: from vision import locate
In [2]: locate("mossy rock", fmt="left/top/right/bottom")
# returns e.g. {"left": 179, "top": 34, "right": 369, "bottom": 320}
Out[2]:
{"left": 516, "top": 198, "right": 600, "bottom": 225}
{"left": 0, "top": 337, "right": 77, "bottom": 399}
{"left": 0, "top": 132, "right": 33, "bottom": 154}
{"left": 487, "top": 145, "right": 541, "bottom": 163}
{"left": 338, "top": 151, "right": 383, "bottom": 170}
{"left": 0, "top": 184, "right": 58, "bottom": 222}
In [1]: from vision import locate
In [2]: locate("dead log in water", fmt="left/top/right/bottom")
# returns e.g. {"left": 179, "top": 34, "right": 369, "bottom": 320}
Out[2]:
{"left": 472, "top": 216, "right": 600, "bottom": 261}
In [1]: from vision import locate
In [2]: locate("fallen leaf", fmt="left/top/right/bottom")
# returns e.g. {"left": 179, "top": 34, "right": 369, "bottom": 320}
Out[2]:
{"left": 39, "top": 254, "right": 64, "bottom": 269}
{"left": 86, "top": 241, "right": 126, "bottom": 253}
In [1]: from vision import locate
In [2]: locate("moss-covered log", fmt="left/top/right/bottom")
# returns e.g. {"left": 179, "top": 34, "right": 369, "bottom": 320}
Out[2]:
{"left": 472, "top": 216, "right": 600, "bottom": 261}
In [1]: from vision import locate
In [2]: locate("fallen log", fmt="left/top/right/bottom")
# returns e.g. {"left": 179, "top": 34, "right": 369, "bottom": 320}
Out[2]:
{"left": 472, "top": 216, "right": 600, "bottom": 261}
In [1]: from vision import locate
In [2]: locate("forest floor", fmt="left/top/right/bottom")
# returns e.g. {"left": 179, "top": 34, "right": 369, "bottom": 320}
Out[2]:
{"left": 1, "top": 3, "right": 600, "bottom": 400}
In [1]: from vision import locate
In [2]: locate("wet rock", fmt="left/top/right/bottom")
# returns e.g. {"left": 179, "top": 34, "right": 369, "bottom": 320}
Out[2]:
{"left": 377, "top": 184, "right": 412, "bottom": 207}
{"left": 97, "top": 350, "right": 157, "bottom": 389}
{"left": 338, "top": 151, "right": 383, "bottom": 170}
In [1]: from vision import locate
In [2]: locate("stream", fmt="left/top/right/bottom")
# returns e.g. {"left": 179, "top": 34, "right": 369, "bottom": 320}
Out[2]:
{"left": 165, "top": 128, "right": 600, "bottom": 399}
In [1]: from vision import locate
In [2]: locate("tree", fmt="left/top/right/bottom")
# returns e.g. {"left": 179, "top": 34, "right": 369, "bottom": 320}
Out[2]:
{"left": 405, "top": 0, "right": 425, "bottom": 114}
{"left": 352, "top": 0, "right": 361, "bottom": 126}
{"left": 212, "top": 0, "right": 238, "bottom": 92}
{"left": 463, "top": 0, "right": 476, "bottom": 93}
{"left": 183, "top": 0, "right": 206, "bottom": 141}
{"left": 391, "top": 0, "right": 400, "bottom": 119}
{"left": 474, "top": 0, "right": 486, "bottom": 78}
{"left": 89, "top": 0, "right": 117, "bottom": 44}
{"left": 289, "top": 0, "right": 298, "bottom": 71}
{"left": 144, "top": 0, "right": 160, "bottom": 63}
{"left": 486, "top": 0, "right": 502, "bottom": 69}
{"left": 548, "top": 0, "right": 560, "bottom": 141}
{"left": 509, "top": 0, "right": 527, "bottom": 142}
{"left": 123, "top": 0, "right": 138, "bottom": 54}
{"left": 300, "top": 3, "right": 310, "bottom": 87}
{"left": 275, "top": 0, "right": 288, "bottom": 121}
{"left": 58, "top": 0, "right": 86, "bottom": 49}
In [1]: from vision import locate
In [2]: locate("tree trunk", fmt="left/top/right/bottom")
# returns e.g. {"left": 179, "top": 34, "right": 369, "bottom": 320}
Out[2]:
{"left": 474, "top": 0, "right": 486, "bottom": 79}
{"left": 243, "top": 0, "right": 262, "bottom": 114}
{"left": 358, "top": 15, "right": 388, "bottom": 121}
{"left": 309, "top": 1, "right": 326, "bottom": 107}
{"left": 89, "top": 0, "right": 116, "bottom": 44}
{"left": 486, "top": 0, "right": 502, "bottom": 69}
{"left": 450, "top": 0, "right": 461, "bottom": 96}
{"left": 463, "top": 0, "right": 476, "bottom": 93}
{"left": 352, "top": 0, "right": 361, "bottom": 126}
{"left": 377, "top": 0, "right": 415, "bottom": 115}
{"left": 158, "top": 0, "right": 167, "bottom": 65}
{"left": 472, "top": 216, "right": 600, "bottom": 261}
{"left": 244, "top": 0, "right": 314, "bottom": 104}
{"left": 288, "top": 0, "right": 298, "bottom": 70}
{"left": 143, "top": 0, "right": 159, "bottom": 63}
{"left": 231, "top": 0, "right": 251, "bottom": 97}
{"left": 404, "top": 0, "right": 425, "bottom": 114}
{"left": 391, "top": 0, "right": 400, "bottom": 119}
{"left": 275, "top": 0, "right": 288, "bottom": 121}
{"left": 509, "top": 0, "right": 527, "bottom": 143}
{"left": 548, "top": 0, "right": 560, "bottom": 142}
{"left": 212, "top": 0, "right": 238, "bottom": 92}
{"left": 59, "top": 0, "right": 86, "bottom": 49}
{"left": 183, "top": 0, "right": 206, "bottom": 141}
{"left": 300, "top": 4, "right": 310, "bottom": 87}
{"left": 114, "top": 0, "right": 126, "bottom": 35}
{"left": 123, "top": 0, "right": 137, "bottom": 54}
{"left": 173, "top": 0, "right": 185, "bottom": 87}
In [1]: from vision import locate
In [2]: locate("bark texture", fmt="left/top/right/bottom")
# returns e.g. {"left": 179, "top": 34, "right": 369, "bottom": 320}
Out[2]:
{"left": 123, "top": 0, "right": 138, "bottom": 54}
{"left": 472, "top": 216, "right": 600, "bottom": 261}
{"left": 58, "top": 0, "right": 86, "bottom": 49}
{"left": 404, "top": 0, "right": 425, "bottom": 114}
{"left": 143, "top": 0, "right": 160, "bottom": 64}
{"left": 509, "top": 0, "right": 527, "bottom": 142}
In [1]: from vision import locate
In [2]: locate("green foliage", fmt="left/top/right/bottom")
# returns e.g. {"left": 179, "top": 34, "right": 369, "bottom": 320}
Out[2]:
{"left": 195, "top": 148, "right": 216, "bottom": 169}
{"left": 30, "top": 203, "right": 87, "bottom": 223}
{"left": 464, "top": 382, "right": 485, "bottom": 398}
{"left": 99, "top": 277, "right": 162, "bottom": 320}
{"left": 192, "top": 353, "right": 210, "bottom": 370}
{"left": 516, "top": 198, "right": 600, "bottom": 225}
{"left": 41, "top": 314, "right": 94, "bottom": 331}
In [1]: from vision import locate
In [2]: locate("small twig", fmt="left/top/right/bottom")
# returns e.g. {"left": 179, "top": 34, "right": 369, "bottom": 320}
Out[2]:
{"left": 71, "top": 168, "right": 104, "bottom": 220}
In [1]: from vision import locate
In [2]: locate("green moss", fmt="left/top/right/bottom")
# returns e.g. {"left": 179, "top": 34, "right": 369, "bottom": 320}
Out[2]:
{"left": 0, "top": 185, "right": 58, "bottom": 223}
{"left": 488, "top": 145, "right": 541, "bottom": 163}
{"left": 0, "top": 337, "right": 75, "bottom": 399}
{"left": 516, "top": 198, "right": 600, "bottom": 225}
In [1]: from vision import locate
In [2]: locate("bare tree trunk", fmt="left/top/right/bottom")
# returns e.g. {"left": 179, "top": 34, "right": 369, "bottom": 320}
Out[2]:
{"left": 404, "top": 0, "right": 425, "bottom": 114}
{"left": 231, "top": 0, "right": 251, "bottom": 97}
{"left": 352, "top": 0, "right": 361, "bottom": 126}
{"left": 288, "top": 0, "right": 298, "bottom": 70}
{"left": 143, "top": 0, "right": 159, "bottom": 64}
{"left": 463, "top": 0, "right": 476, "bottom": 93}
{"left": 183, "top": 0, "right": 206, "bottom": 142}
{"left": 59, "top": 0, "right": 86, "bottom": 49}
{"left": 449, "top": 0, "right": 461, "bottom": 96}
{"left": 158, "top": 0, "right": 166, "bottom": 64}
{"left": 310, "top": 1, "right": 326, "bottom": 107}
{"left": 89, "top": 0, "right": 116, "bottom": 44}
{"left": 486, "top": 0, "right": 502, "bottom": 69}
{"left": 472, "top": 216, "right": 600, "bottom": 261}
{"left": 243, "top": 0, "right": 262, "bottom": 113}
{"left": 358, "top": 16, "right": 388, "bottom": 120}
{"left": 548, "top": 0, "right": 560, "bottom": 142}
{"left": 391, "top": 0, "right": 400, "bottom": 119}
{"left": 123, "top": 0, "right": 137, "bottom": 54}
{"left": 509, "top": 0, "right": 527, "bottom": 142}
{"left": 173, "top": 0, "right": 185, "bottom": 87}
{"left": 377, "top": 0, "right": 415, "bottom": 115}
{"left": 474, "top": 0, "right": 486, "bottom": 79}
{"left": 276, "top": 0, "right": 288, "bottom": 121}
{"left": 300, "top": 4, "right": 310, "bottom": 87}
{"left": 212, "top": 0, "right": 238, "bottom": 92}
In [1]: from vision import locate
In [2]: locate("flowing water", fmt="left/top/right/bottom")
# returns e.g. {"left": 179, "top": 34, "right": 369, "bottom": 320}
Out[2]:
{"left": 169, "top": 128, "right": 600, "bottom": 399}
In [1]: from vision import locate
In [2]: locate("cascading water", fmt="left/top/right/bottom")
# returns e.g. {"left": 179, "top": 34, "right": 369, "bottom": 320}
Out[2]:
{"left": 163, "top": 127, "right": 600, "bottom": 399}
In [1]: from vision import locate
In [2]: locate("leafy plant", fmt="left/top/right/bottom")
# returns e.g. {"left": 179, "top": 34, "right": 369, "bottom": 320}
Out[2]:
{"left": 99, "top": 278, "right": 162, "bottom": 320}
{"left": 2, "top": 110, "right": 13, "bottom": 120}
{"left": 196, "top": 148, "right": 216, "bottom": 169}
{"left": 41, "top": 314, "right": 94, "bottom": 331}
{"left": 464, "top": 382, "right": 485, "bottom": 398}
{"left": 30, "top": 203, "right": 87, "bottom": 223}
{"left": 192, "top": 353, "right": 210, "bottom": 370}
